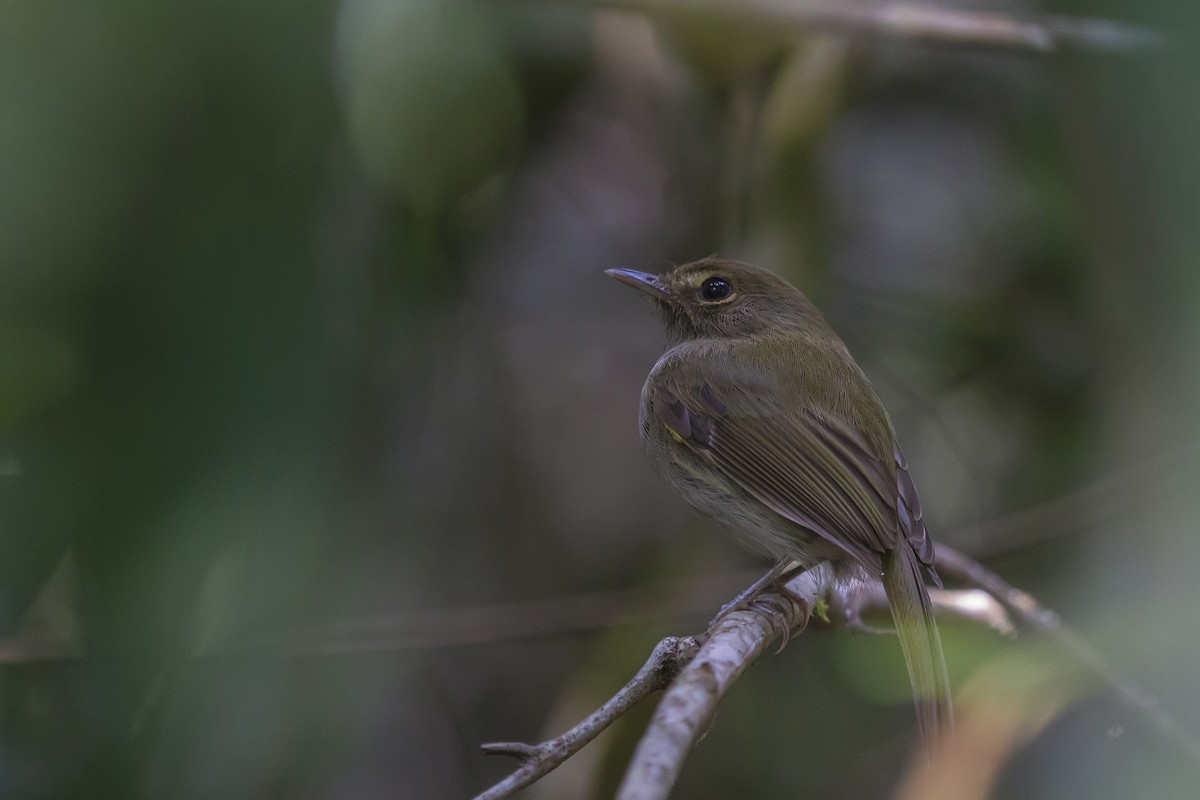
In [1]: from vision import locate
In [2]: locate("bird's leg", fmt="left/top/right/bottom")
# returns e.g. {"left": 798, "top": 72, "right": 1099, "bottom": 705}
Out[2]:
{"left": 708, "top": 560, "right": 803, "bottom": 631}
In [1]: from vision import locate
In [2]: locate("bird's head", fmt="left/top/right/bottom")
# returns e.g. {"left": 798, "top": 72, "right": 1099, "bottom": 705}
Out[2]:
{"left": 606, "top": 257, "right": 825, "bottom": 342}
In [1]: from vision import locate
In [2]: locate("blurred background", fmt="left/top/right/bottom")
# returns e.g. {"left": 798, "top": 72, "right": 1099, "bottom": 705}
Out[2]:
{"left": 1, "top": 0, "right": 1198, "bottom": 797}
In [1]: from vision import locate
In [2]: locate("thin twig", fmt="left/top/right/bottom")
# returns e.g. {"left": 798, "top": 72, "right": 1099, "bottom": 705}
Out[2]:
{"left": 927, "top": 588, "right": 1015, "bottom": 637}
{"left": 589, "top": 0, "right": 1158, "bottom": 54}
{"left": 2, "top": 449, "right": 1192, "bottom": 665}
{"left": 936, "top": 544, "right": 1200, "bottom": 767}
{"left": 615, "top": 566, "right": 833, "bottom": 800}
{"left": 954, "top": 443, "right": 1199, "bottom": 558}
{"left": 474, "top": 635, "right": 702, "bottom": 800}
{"left": 845, "top": 581, "right": 1015, "bottom": 637}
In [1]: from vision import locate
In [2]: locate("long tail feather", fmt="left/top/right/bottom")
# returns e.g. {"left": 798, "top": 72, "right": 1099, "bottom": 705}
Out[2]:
{"left": 882, "top": 546, "right": 954, "bottom": 750}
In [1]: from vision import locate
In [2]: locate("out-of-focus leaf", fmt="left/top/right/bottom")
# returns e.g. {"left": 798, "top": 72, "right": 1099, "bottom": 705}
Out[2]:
{"left": 336, "top": 0, "right": 525, "bottom": 218}
{"left": 498, "top": 4, "right": 593, "bottom": 125}
{"left": 652, "top": 5, "right": 793, "bottom": 89}
{"left": 0, "top": 320, "right": 80, "bottom": 429}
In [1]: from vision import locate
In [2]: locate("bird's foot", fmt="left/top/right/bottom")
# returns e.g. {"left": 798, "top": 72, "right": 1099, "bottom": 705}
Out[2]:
{"left": 707, "top": 560, "right": 803, "bottom": 633}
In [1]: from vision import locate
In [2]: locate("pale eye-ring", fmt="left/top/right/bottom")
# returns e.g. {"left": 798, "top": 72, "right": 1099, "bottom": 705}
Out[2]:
{"left": 699, "top": 276, "right": 733, "bottom": 302}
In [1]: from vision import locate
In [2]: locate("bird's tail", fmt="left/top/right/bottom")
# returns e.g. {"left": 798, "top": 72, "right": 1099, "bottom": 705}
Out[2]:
{"left": 881, "top": 546, "right": 954, "bottom": 751}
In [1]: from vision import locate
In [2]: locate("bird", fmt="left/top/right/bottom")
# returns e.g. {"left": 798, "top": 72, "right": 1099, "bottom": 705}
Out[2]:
{"left": 606, "top": 256, "right": 953, "bottom": 747}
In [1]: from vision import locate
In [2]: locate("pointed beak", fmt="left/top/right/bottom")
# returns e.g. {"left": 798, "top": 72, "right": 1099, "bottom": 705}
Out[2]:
{"left": 604, "top": 268, "right": 671, "bottom": 301}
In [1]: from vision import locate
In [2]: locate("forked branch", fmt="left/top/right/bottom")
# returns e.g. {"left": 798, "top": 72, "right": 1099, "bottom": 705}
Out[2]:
{"left": 475, "top": 563, "right": 1024, "bottom": 800}
{"left": 614, "top": 566, "right": 832, "bottom": 799}
{"left": 475, "top": 635, "right": 702, "bottom": 800}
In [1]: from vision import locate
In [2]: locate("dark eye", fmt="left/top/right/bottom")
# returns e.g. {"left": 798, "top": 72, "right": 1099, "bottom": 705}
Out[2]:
{"left": 699, "top": 276, "right": 732, "bottom": 302}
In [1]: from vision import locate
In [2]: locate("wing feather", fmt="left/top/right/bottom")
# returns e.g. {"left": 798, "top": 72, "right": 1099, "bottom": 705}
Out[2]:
{"left": 653, "top": 373, "right": 929, "bottom": 575}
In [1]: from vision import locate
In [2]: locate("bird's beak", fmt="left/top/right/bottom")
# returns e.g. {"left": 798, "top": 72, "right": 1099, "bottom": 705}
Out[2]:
{"left": 604, "top": 268, "right": 671, "bottom": 301}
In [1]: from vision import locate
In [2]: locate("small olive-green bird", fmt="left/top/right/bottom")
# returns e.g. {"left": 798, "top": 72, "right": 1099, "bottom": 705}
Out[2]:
{"left": 606, "top": 256, "right": 953, "bottom": 745}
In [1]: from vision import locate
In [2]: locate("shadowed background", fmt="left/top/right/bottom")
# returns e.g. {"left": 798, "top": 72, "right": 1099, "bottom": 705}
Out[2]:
{"left": 0, "top": 0, "right": 1197, "bottom": 798}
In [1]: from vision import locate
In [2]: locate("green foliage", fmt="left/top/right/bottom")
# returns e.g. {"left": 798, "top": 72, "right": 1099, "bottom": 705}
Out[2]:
{"left": 336, "top": 0, "right": 525, "bottom": 219}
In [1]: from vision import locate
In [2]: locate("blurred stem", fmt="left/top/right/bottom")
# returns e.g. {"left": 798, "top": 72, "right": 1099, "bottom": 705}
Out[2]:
{"left": 411, "top": 212, "right": 444, "bottom": 285}
{"left": 718, "top": 58, "right": 781, "bottom": 249}
{"left": 589, "top": 0, "right": 1157, "bottom": 52}
{"left": 5, "top": 445, "right": 1198, "bottom": 662}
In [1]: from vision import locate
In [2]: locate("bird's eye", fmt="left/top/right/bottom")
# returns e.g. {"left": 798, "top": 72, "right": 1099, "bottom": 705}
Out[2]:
{"left": 699, "top": 276, "right": 732, "bottom": 302}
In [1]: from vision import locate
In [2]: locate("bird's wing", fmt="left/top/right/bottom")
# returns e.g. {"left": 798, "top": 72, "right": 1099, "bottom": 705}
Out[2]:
{"left": 651, "top": 366, "right": 933, "bottom": 579}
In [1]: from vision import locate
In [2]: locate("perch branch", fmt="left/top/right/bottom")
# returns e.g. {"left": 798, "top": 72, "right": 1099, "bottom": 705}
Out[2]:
{"left": 475, "top": 538, "right": 1200, "bottom": 798}
{"left": 613, "top": 569, "right": 1012, "bottom": 800}
{"left": 615, "top": 565, "right": 833, "bottom": 800}
{"left": 474, "top": 635, "right": 702, "bottom": 800}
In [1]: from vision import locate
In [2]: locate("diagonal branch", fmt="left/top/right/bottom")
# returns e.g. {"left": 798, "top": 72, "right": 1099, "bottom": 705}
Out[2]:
{"left": 615, "top": 565, "right": 833, "bottom": 800}
{"left": 846, "top": 580, "right": 1015, "bottom": 637}
{"left": 610, "top": 571, "right": 1009, "bottom": 800}
{"left": 936, "top": 544, "right": 1200, "bottom": 766}
{"left": 587, "top": 0, "right": 1158, "bottom": 54}
{"left": 474, "top": 635, "right": 702, "bottom": 800}
{"left": 474, "top": 542, "right": 1200, "bottom": 798}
